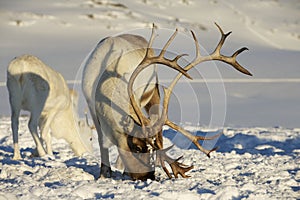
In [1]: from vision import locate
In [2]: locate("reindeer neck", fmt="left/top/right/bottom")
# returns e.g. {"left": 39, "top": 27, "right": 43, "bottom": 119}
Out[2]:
{"left": 50, "top": 104, "right": 88, "bottom": 156}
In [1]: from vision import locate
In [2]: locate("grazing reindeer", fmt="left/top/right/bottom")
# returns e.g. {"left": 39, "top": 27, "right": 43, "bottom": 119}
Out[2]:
{"left": 82, "top": 23, "right": 252, "bottom": 180}
{"left": 7, "top": 55, "right": 93, "bottom": 160}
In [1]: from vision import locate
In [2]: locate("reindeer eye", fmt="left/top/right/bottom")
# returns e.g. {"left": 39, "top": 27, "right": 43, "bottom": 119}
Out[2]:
{"left": 135, "top": 145, "right": 142, "bottom": 153}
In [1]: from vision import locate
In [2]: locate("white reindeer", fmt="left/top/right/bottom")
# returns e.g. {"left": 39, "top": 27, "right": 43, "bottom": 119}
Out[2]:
{"left": 7, "top": 55, "right": 93, "bottom": 160}
{"left": 82, "top": 24, "right": 252, "bottom": 180}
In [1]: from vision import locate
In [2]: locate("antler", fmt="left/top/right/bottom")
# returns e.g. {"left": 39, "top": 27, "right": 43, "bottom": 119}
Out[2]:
{"left": 128, "top": 26, "right": 191, "bottom": 129}
{"left": 157, "top": 145, "right": 194, "bottom": 178}
{"left": 128, "top": 23, "right": 252, "bottom": 178}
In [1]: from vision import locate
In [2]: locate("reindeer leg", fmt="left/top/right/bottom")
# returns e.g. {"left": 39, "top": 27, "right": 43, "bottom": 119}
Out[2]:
{"left": 28, "top": 112, "right": 46, "bottom": 157}
{"left": 10, "top": 102, "right": 21, "bottom": 160}
{"left": 91, "top": 112, "right": 111, "bottom": 178}
{"left": 39, "top": 99, "right": 66, "bottom": 157}
{"left": 99, "top": 138, "right": 111, "bottom": 178}
{"left": 7, "top": 76, "right": 22, "bottom": 160}
{"left": 39, "top": 116, "right": 53, "bottom": 156}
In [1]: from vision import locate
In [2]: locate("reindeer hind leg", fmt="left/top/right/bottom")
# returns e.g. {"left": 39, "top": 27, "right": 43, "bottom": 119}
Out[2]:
{"left": 7, "top": 75, "right": 23, "bottom": 160}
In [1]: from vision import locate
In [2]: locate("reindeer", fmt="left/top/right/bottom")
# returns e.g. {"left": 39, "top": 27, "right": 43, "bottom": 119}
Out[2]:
{"left": 82, "top": 23, "right": 252, "bottom": 180}
{"left": 7, "top": 55, "right": 93, "bottom": 160}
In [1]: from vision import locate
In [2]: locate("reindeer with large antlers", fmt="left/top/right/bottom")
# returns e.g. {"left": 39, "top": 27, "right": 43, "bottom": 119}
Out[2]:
{"left": 82, "top": 23, "right": 252, "bottom": 180}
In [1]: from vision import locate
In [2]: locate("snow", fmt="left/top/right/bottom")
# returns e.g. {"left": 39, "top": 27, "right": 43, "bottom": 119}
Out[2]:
{"left": 0, "top": 0, "right": 300, "bottom": 199}
{"left": 0, "top": 117, "right": 299, "bottom": 199}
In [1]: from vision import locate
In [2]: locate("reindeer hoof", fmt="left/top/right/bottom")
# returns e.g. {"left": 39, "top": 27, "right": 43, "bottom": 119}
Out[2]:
{"left": 30, "top": 148, "right": 46, "bottom": 158}
{"left": 12, "top": 154, "right": 22, "bottom": 160}
{"left": 100, "top": 164, "right": 112, "bottom": 178}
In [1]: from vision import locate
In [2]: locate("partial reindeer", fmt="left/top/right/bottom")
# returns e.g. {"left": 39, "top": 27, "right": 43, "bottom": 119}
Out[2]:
{"left": 7, "top": 55, "right": 93, "bottom": 160}
{"left": 82, "top": 23, "right": 252, "bottom": 180}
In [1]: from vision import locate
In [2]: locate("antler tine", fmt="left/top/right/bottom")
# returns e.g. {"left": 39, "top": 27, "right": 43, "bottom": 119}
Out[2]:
{"left": 166, "top": 120, "right": 221, "bottom": 158}
{"left": 182, "top": 23, "right": 252, "bottom": 76}
{"left": 170, "top": 161, "right": 194, "bottom": 178}
{"left": 142, "top": 25, "right": 191, "bottom": 79}
{"left": 233, "top": 47, "right": 249, "bottom": 58}
{"left": 154, "top": 28, "right": 192, "bottom": 79}
{"left": 157, "top": 146, "right": 194, "bottom": 178}
{"left": 190, "top": 30, "right": 201, "bottom": 62}
{"left": 145, "top": 23, "right": 157, "bottom": 58}
{"left": 213, "top": 22, "right": 232, "bottom": 54}
{"left": 158, "top": 28, "right": 178, "bottom": 58}
{"left": 173, "top": 53, "right": 189, "bottom": 62}
{"left": 212, "top": 23, "right": 252, "bottom": 76}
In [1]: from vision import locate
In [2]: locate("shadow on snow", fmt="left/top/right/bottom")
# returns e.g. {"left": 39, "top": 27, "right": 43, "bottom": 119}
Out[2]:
{"left": 163, "top": 129, "right": 300, "bottom": 157}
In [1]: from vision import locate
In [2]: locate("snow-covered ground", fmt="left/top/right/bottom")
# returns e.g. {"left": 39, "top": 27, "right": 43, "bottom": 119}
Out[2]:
{"left": 0, "top": 116, "right": 299, "bottom": 199}
{"left": 0, "top": 0, "right": 300, "bottom": 199}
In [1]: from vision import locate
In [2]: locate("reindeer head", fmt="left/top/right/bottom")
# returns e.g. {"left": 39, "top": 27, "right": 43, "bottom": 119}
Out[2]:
{"left": 77, "top": 112, "right": 95, "bottom": 154}
{"left": 64, "top": 90, "right": 94, "bottom": 155}
{"left": 120, "top": 134, "right": 155, "bottom": 180}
